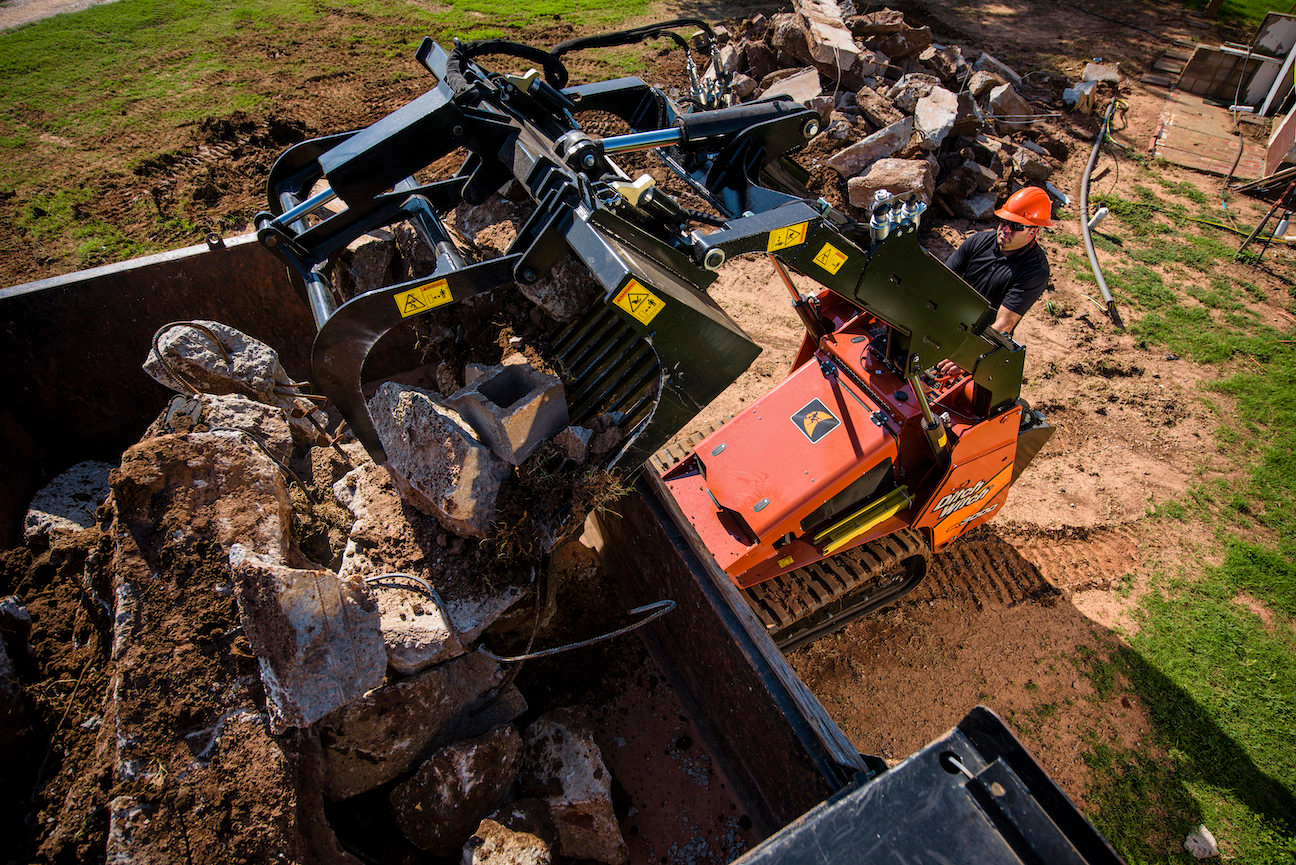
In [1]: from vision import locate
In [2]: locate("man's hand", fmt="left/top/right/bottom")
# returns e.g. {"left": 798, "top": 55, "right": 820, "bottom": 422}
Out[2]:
{"left": 935, "top": 359, "right": 965, "bottom": 379}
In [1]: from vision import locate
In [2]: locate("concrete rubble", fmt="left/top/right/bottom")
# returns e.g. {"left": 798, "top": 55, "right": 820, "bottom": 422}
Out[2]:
{"left": 368, "top": 381, "right": 511, "bottom": 538}
{"left": 716, "top": 1, "right": 1067, "bottom": 219}
{"left": 9, "top": 292, "right": 645, "bottom": 862}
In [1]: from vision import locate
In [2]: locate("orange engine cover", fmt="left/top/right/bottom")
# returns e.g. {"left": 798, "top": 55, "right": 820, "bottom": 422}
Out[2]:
{"left": 662, "top": 351, "right": 902, "bottom": 585}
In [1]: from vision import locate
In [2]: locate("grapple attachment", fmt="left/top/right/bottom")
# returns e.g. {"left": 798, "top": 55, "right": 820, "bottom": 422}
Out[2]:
{"left": 255, "top": 33, "right": 821, "bottom": 471}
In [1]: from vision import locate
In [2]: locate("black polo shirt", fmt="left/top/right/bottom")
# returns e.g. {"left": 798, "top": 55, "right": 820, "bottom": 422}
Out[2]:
{"left": 946, "top": 229, "right": 1050, "bottom": 315}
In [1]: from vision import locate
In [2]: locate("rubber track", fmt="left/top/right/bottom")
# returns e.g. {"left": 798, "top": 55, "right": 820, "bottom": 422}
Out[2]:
{"left": 741, "top": 528, "right": 929, "bottom": 647}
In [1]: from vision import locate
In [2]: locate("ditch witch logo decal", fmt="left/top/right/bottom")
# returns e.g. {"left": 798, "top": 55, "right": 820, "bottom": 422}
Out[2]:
{"left": 791, "top": 399, "right": 840, "bottom": 443}
{"left": 932, "top": 480, "right": 992, "bottom": 519}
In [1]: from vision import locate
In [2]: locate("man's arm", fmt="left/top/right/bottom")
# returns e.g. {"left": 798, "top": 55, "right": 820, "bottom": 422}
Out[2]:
{"left": 990, "top": 306, "right": 1023, "bottom": 335}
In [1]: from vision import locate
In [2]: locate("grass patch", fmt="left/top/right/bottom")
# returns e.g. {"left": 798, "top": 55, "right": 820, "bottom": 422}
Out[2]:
{"left": 1084, "top": 583, "right": 1296, "bottom": 864}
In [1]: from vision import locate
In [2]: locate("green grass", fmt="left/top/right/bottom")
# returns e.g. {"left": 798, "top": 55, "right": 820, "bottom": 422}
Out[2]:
{"left": 1079, "top": 169, "right": 1296, "bottom": 862}
{"left": 1187, "top": 0, "right": 1282, "bottom": 29}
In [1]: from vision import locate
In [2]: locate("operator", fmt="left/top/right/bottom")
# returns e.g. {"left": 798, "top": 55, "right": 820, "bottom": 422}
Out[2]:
{"left": 936, "top": 186, "right": 1052, "bottom": 377}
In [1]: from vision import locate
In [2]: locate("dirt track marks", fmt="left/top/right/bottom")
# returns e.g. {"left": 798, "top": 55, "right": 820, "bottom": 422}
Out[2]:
{"left": 916, "top": 534, "right": 1061, "bottom": 612}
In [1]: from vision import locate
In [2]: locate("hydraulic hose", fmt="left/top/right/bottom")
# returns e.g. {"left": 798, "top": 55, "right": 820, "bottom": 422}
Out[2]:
{"left": 443, "top": 38, "right": 569, "bottom": 98}
{"left": 1080, "top": 100, "right": 1124, "bottom": 329}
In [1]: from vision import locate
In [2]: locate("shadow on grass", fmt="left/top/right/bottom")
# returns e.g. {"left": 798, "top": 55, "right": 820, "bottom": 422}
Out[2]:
{"left": 1078, "top": 642, "right": 1296, "bottom": 863}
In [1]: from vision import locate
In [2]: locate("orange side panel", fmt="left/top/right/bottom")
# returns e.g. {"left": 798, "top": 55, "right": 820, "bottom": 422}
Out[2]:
{"left": 914, "top": 407, "right": 1021, "bottom": 550}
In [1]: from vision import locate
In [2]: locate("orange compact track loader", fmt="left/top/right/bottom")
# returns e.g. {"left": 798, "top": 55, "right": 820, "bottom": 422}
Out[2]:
{"left": 253, "top": 25, "right": 1054, "bottom": 650}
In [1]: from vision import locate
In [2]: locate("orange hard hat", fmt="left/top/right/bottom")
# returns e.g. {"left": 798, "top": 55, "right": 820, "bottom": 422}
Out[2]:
{"left": 995, "top": 186, "right": 1053, "bottom": 227}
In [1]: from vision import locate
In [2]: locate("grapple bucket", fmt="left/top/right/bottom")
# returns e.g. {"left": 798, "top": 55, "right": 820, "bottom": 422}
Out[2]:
{"left": 253, "top": 37, "right": 798, "bottom": 473}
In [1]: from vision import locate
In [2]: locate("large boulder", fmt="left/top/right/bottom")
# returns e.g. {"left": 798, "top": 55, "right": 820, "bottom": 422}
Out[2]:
{"left": 987, "top": 83, "right": 1036, "bottom": 132}
{"left": 318, "top": 650, "right": 526, "bottom": 800}
{"left": 464, "top": 799, "right": 558, "bottom": 865}
{"left": 847, "top": 158, "right": 936, "bottom": 208}
{"left": 826, "top": 117, "right": 914, "bottom": 178}
{"left": 228, "top": 545, "right": 387, "bottom": 731}
{"left": 102, "top": 431, "right": 315, "bottom": 863}
{"left": 368, "top": 383, "right": 510, "bottom": 538}
{"left": 914, "top": 86, "right": 959, "bottom": 151}
{"left": 390, "top": 725, "right": 523, "bottom": 855}
{"left": 22, "top": 460, "right": 113, "bottom": 549}
{"left": 521, "top": 710, "right": 627, "bottom": 865}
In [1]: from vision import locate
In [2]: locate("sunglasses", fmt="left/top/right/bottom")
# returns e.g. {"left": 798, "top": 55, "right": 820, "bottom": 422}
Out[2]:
{"left": 999, "top": 220, "right": 1025, "bottom": 234}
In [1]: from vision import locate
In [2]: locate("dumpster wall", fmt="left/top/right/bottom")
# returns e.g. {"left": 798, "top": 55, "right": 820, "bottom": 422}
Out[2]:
{"left": 0, "top": 234, "right": 315, "bottom": 544}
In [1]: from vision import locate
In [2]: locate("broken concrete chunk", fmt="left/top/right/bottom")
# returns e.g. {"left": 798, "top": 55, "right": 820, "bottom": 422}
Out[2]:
{"left": 847, "top": 9, "right": 906, "bottom": 37}
{"left": 22, "top": 460, "right": 113, "bottom": 548}
{"left": 988, "top": 83, "right": 1036, "bottom": 132}
{"left": 229, "top": 544, "right": 387, "bottom": 731}
{"left": 143, "top": 319, "right": 326, "bottom": 444}
{"left": 914, "top": 86, "right": 959, "bottom": 151}
{"left": 974, "top": 51, "right": 1023, "bottom": 88}
{"left": 144, "top": 320, "right": 286, "bottom": 403}
{"left": 826, "top": 116, "right": 913, "bottom": 178}
{"left": 847, "top": 158, "right": 936, "bottom": 208}
{"left": 855, "top": 85, "right": 904, "bottom": 128}
{"left": 961, "top": 193, "right": 998, "bottom": 220}
{"left": 760, "top": 67, "right": 821, "bottom": 103}
{"left": 146, "top": 393, "right": 294, "bottom": 464}
{"left": 769, "top": 13, "right": 814, "bottom": 68}
{"left": 554, "top": 426, "right": 593, "bottom": 464}
{"left": 952, "top": 92, "right": 983, "bottom": 137}
{"left": 521, "top": 710, "right": 627, "bottom": 865}
{"left": 795, "top": 0, "right": 864, "bottom": 78}
{"left": 730, "top": 72, "right": 758, "bottom": 99}
{"left": 333, "top": 229, "right": 397, "bottom": 299}
{"left": 919, "top": 43, "right": 966, "bottom": 83}
{"left": 464, "top": 799, "right": 558, "bottom": 865}
{"left": 1064, "top": 79, "right": 1100, "bottom": 114}
{"left": 114, "top": 431, "right": 292, "bottom": 566}
{"left": 391, "top": 725, "right": 523, "bottom": 855}
{"left": 447, "top": 361, "right": 568, "bottom": 466}
{"left": 877, "top": 25, "right": 931, "bottom": 59}
{"left": 744, "top": 41, "right": 777, "bottom": 80}
{"left": 1012, "top": 146, "right": 1057, "bottom": 182}
{"left": 518, "top": 255, "right": 603, "bottom": 323}
{"left": 318, "top": 649, "right": 526, "bottom": 800}
{"left": 1083, "top": 61, "right": 1121, "bottom": 83}
{"left": 965, "top": 159, "right": 1000, "bottom": 192}
{"left": 886, "top": 72, "right": 942, "bottom": 113}
{"left": 965, "top": 69, "right": 1006, "bottom": 99}
{"left": 368, "top": 576, "right": 464, "bottom": 676}
{"left": 369, "top": 382, "right": 510, "bottom": 538}
{"left": 329, "top": 459, "right": 527, "bottom": 647}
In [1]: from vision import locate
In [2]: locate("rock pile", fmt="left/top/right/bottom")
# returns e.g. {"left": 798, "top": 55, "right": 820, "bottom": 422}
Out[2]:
{"left": 5, "top": 314, "right": 635, "bottom": 864}
{"left": 708, "top": 1, "right": 1068, "bottom": 219}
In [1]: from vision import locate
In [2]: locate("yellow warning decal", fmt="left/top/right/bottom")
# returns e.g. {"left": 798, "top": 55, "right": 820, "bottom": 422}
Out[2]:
{"left": 613, "top": 278, "right": 665, "bottom": 325}
{"left": 394, "top": 279, "right": 453, "bottom": 318}
{"left": 777, "top": 555, "right": 795, "bottom": 569}
{"left": 767, "top": 221, "right": 809, "bottom": 252}
{"left": 812, "top": 242, "right": 849, "bottom": 275}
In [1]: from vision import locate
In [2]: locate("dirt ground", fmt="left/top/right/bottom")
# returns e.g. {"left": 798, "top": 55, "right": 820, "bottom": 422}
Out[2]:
{"left": 5, "top": 0, "right": 1293, "bottom": 859}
